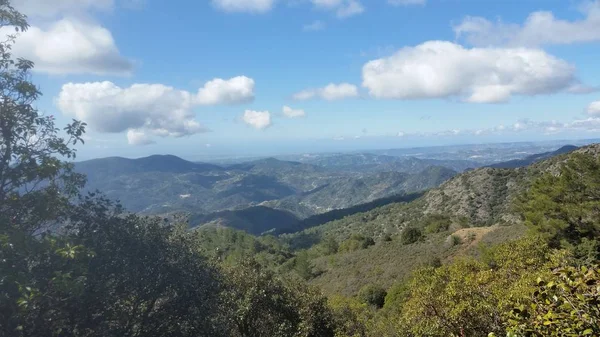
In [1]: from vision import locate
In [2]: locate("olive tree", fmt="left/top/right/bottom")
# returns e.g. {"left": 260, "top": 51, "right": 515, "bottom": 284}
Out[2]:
{"left": 0, "top": 0, "right": 86, "bottom": 235}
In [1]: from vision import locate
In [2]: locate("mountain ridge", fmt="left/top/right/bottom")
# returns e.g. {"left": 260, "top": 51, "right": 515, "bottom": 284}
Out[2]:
{"left": 75, "top": 153, "right": 459, "bottom": 223}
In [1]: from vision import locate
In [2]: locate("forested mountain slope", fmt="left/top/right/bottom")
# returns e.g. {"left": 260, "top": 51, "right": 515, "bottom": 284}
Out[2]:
{"left": 283, "top": 143, "right": 600, "bottom": 296}
{"left": 76, "top": 155, "right": 458, "bottom": 232}
{"left": 487, "top": 144, "right": 577, "bottom": 169}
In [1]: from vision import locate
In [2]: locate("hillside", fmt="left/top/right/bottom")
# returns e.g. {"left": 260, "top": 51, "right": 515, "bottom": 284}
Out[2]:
{"left": 262, "top": 166, "right": 455, "bottom": 218}
{"left": 76, "top": 155, "right": 458, "bottom": 230}
{"left": 487, "top": 144, "right": 578, "bottom": 169}
{"left": 283, "top": 143, "right": 600, "bottom": 296}
{"left": 294, "top": 153, "right": 480, "bottom": 173}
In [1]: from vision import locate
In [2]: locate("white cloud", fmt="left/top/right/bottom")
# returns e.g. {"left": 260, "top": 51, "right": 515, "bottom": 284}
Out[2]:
{"left": 57, "top": 76, "right": 254, "bottom": 143}
{"left": 212, "top": 0, "right": 276, "bottom": 13}
{"left": 292, "top": 90, "right": 317, "bottom": 101}
{"left": 196, "top": 76, "right": 255, "bottom": 105}
{"left": 453, "top": 1, "right": 600, "bottom": 47}
{"left": 566, "top": 83, "right": 598, "bottom": 94}
{"left": 127, "top": 129, "right": 155, "bottom": 146}
{"left": 243, "top": 110, "right": 272, "bottom": 129}
{"left": 303, "top": 20, "right": 326, "bottom": 32}
{"left": 453, "top": 117, "right": 600, "bottom": 136}
{"left": 12, "top": 0, "right": 114, "bottom": 17}
{"left": 362, "top": 41, "right": 578, "bottom": 103}
{"left": 388, "top": 0, "right": 426, "bottom": 6}
{"left": 57, "top": 82, "right": 205, "bottom": 137}
{"left": 311, "top": 0, "right": 364, "bottom": 18}
{"left": 1, "top": 19, "right": 133, "bottom": 75}
{"left": 588, "top": 101, "right": 600, "bottom": 115}
{"left": 293, "top": 83, "right": 359, "bottom": 101}
{"left": 570, "top": 117, "right": 600, "bottom": 132}
{"left": 282, "top": 105, "right": 306, "bottom": 118}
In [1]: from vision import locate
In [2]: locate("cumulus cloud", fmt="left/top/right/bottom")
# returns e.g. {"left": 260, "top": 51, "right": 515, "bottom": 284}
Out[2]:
{"left": 388, "top": 0, "right": 426, "bottom": 6}
{"left": 311, "top": 0, "right": 364, "bottom": 18}
{"left": 362, "top": 41, "right": 578, "bottom": 103}
{"left": 303, "top": 20, "right": 326, "bottom": 32}
{"left": 196, "top": 76, "right": 255, "bottom": 105}
{"left": 453, "top": 1, "right": 600, "bottom": 47}
{"left": 293, "top": 83, "right": 359, "bottom": 101}
{"left": 243, "top": 110, "right": 272, "bottom": 129}
{"left": 588, "top": 101, "right": 600, "bottom": 115}
{"left": 0, "top": 19, "right": 133, "bottom": 75}
{"left": 282, "top": 106, "right": 306, "bottom": 118}
{"left": 56, "top": 76, "right": 254, "bottom": 144}
{"left": 127, "top": 129, "right": 155, "bottom": 146}
{"left": 57, "top": 82, "right": 205, "bottom": 137}
{"left": 211, "top": 0, "right": 276, "bottom": 13}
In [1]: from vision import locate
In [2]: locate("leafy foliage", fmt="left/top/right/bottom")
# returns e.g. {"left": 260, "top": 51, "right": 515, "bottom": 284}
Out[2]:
{"left": 328, "top": 296, "right": 373, "bottom": 337}
{"left": 394, "top": 237, "right": 562, "bottom": 337}
{"left": 507, "top": 265, "right": 600, "bottom": 336}
{"left": 0, "top": 0, "right": 86, "bottom": 235}
{"left": 2, "top": 195, "right": 225, "bottom": 337}
{"left": 220, "top": 259, "right": 335, "bottom": 337}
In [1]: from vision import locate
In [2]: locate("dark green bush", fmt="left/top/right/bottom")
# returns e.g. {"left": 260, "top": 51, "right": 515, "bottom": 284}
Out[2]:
{"left": 401, "top": 227, "right": 422, "bottom": 245}
{"left": 358, "top": 284, "right": 387, "bottom": 308}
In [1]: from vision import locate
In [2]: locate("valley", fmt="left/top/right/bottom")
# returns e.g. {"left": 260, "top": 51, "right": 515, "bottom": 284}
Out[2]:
{"left": 76, "top": 141, "right": 582, "bottom": 235}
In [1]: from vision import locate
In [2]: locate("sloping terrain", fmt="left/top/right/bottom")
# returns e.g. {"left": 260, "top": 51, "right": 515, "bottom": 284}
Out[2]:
{"left": 295, "top": 153, "right": 480, "bottom": 173}
{"left": 76, "top": 155, "right": 458, "bottom": 225}
{"left": 284, "top": 143, "right": 600, "bottom": 296}
{"left": 487, "top": 145, "right": 577, "bottom": 169}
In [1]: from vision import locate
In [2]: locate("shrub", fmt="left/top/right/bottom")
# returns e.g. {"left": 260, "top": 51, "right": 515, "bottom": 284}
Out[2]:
{"left": 358, "top": 284, "right": 387, "bottom": 308}
{"left": 339, "top": 235, "right": 375, "bottom": 252}
{"left": 401, "top": 227, "right": 422, "bottom": 245}
{"left": 506, "top": 265, "right": 600, "bottom": 336}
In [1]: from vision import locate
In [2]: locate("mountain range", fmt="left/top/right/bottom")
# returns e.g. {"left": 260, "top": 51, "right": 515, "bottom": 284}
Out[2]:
{"left": 75, "top": 154, "right": 460, "bottom": 232}
{"left": 75, "top": 144, "right": 578, "bottom": 235}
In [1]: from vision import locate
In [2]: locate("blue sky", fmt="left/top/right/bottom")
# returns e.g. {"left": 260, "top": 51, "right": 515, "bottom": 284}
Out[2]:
{"left": 7, "top": 0, "right": 600, "bottom": 159}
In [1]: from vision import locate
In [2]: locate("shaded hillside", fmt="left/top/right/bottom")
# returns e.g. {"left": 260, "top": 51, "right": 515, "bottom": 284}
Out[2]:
{"left": 278, "top": 192, "right": 424, "bottom": 236}
{"left": 77, "top": 155, "right": 457, "bottom": 226}
{"left": 263, "top": 166, "right": 456, "bottom": 218}
{"left": 487, "top": 145, "right": 578, "bottom": 169}
{"left": 76, "top": 155, "right": 222, "bottom": 180}
{"left": 228, "top": 158, "right": 342, "bottom": 191}
{"left": 191, "top": 206, "right": 300, "bottom": 235}
{"left": 189, "top": 192, "right": 425, "bottom": 237}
